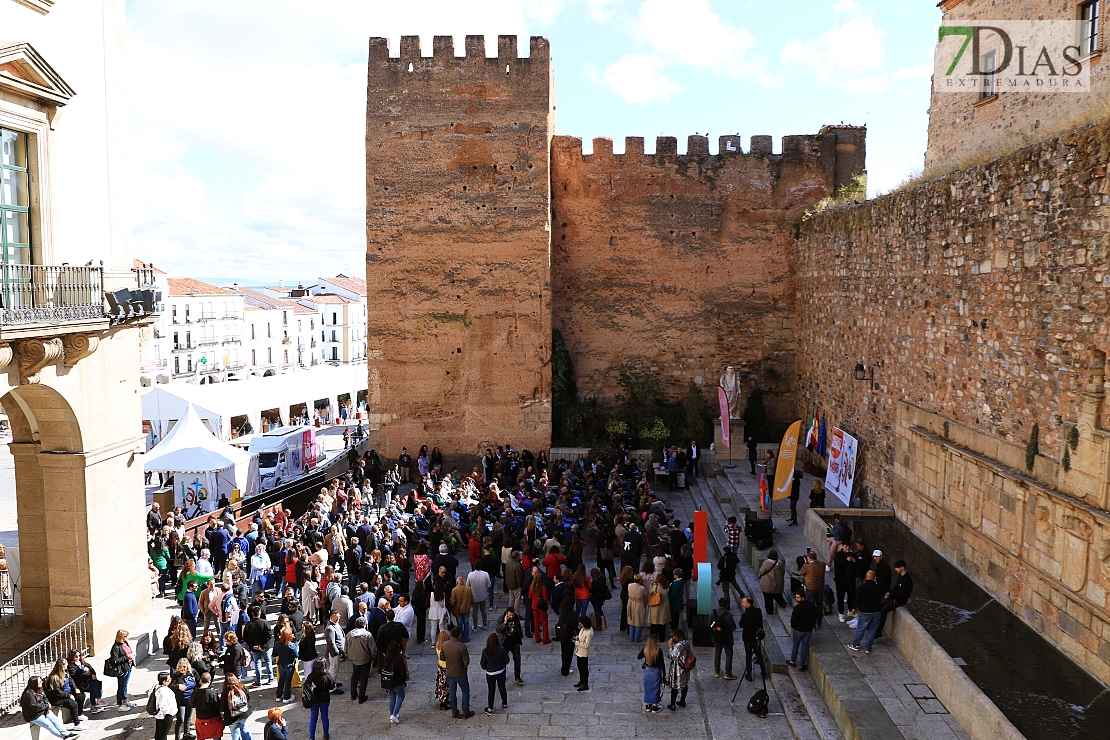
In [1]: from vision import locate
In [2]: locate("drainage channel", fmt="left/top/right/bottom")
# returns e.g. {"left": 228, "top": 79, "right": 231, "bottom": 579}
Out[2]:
{"left": 853, "top": 517, "right": 1110, "bottom": 740}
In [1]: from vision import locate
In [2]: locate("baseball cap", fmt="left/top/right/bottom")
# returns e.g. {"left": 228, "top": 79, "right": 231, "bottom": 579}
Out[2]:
{"left": 872, "top": 549, "right": 883, "bottom": 557}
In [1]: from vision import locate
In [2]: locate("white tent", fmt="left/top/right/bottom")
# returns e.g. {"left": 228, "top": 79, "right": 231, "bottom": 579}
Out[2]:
{"left": 143, "top": 403, "right": 258, "bottom": 517}
{"left": 141, "top": 386, "right": 222, "bottom": 450}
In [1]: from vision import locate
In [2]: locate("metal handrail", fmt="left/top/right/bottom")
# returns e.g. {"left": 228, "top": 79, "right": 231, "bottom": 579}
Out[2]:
{"left": 0, "top": 264, "right": 105, "bottom": 325}
{"left": 0, "top": 613, "right": 89, "bottom": 713}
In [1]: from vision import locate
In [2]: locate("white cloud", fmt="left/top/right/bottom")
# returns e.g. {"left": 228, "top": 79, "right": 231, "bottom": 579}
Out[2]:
{"left": 127, "top": 0, "right": 536, "bottom": 283}
{"left": 591, "top": 54, "right": 682, "bottom": 103}
{"left": 592, "top": 0, "right": 761, "bottom": 103}
{"left": 583, "top": 0, "right": 623, "bottom": 22}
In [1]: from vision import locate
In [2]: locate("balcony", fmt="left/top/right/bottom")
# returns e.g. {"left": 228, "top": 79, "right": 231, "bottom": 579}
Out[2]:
{"left": 172, "top": 342, "right": 195, "bottom": 351}
{"left": 223, "top": 336, "right": 241, "bottom": 344}
{"left": 222, "top": 313, "right": 241, "bottom": 320}
{"left": 196, "top": 312, "right": 217, "bottom": 322}
{"left": 0, "top": 264, "right": 105, "bottom": 327}
{"left": 197, "top": 338, "right": 219, "bottom": 347}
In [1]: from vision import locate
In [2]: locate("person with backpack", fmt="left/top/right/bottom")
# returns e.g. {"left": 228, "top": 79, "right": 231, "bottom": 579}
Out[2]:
{"left": 302, "top": 660, "right": 337, "bottom": 740}
{"left": 637, "top": 635, "right": 665, "bottom": 713}
{"left": 220, "top": 633, "right": 249, "bottom": 681}
{"left": 710, "top": 598, "right": 737, "bottom": 680}
{"left": 379, "top": 640, "right": 409, "bottom": 724}
{"left": 189, "top": 673, "right": 223, "bottom": 740}
{"left": 664, "top": 628, "right": 693, "bottom": 711}
{"left": 150, "top": 672, "right": 177, "bottom": 740}
{"left": 220, "top": 675, "right": 252, "bottom": 740}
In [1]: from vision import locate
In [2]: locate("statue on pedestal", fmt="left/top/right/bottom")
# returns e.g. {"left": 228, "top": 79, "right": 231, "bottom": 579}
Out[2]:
{"left": 719, "top": 365, "right": 742, "bottom": 420}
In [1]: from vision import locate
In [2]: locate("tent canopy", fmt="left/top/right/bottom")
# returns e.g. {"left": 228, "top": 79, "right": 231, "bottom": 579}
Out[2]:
{"left": 144, "top": 403, "right": 251, "bottom": 473}
{"left": 142, "top": 386, "right": 222, "bottom": 436}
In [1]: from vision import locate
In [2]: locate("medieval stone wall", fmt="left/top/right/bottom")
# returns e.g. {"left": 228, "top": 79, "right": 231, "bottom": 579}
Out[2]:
{"left": 364, "top": 35, "right": 553, "bottom": 455}
{"left": 796, "top": 117, "right": 1110, "bottom": 685}
{"left": 550, "top": 127, "right": 864, "bottom": 426}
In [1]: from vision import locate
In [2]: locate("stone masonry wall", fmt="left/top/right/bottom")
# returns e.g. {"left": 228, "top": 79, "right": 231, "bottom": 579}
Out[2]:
{"left": 796, "top": 117, "right": 1110, "bottom": 686}
{"left": 551, "top": 128, "right": 865, "bottom": 426}
{"left": 364, "top": 35, "right": 553, "bottom": 456}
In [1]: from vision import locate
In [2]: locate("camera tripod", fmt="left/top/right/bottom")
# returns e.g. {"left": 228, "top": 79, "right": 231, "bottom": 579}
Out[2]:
{"left": 731, "top": 635, "right": 768, "bottom": 703}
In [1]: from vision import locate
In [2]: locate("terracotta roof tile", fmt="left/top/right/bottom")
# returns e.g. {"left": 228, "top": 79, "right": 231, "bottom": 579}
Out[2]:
{"left": 320, "top": 274, "right": 366, "bottom": 296}
{"left": 133, "top": 259, "right": 166, "bottom": 274}
{"left": 167, "top": 277, "right": 236, "bottom": 296}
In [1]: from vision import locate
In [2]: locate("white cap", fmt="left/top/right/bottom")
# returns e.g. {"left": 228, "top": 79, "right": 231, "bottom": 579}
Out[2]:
{"left": 872, "top": 549, "right": 883, "bottom": 557}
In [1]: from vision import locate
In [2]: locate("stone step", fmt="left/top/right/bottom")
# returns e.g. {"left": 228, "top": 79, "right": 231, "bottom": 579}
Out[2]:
{"left": 771, "top": 670, "right": 836, "bottom": 740}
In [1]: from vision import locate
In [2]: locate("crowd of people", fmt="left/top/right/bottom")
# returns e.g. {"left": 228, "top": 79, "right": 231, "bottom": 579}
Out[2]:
{"left": 20, "top": 437, "right": 915, "bottom": 739}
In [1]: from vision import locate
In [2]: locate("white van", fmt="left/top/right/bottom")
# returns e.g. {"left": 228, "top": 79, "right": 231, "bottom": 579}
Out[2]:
{"left": 248, "top": 426, "right": 317, "bottom": 491}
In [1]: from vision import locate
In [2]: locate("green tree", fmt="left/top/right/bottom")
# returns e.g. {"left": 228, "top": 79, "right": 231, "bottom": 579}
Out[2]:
{"left": 550, "top": 329, "right": 576, "bottom": 412}
{"left": 681, "top": 380, "right": 713, "bottom": 445}
{"left": 613, "top": 364, "right": 664, "bottom": 443}
{"left": 640, "top": 418, "right": 670, "bottom": 446}
{"left": 743, "top": 388, "right": 773, "bottom": 443}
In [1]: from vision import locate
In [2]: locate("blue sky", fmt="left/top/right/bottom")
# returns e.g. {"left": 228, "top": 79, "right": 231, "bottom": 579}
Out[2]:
{"left": 126, "top": 0, "right": 942, "bottom": 283}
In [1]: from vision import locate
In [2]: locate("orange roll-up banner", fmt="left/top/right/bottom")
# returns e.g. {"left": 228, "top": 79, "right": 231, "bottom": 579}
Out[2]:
{"left": 772, "top": 419, "right": 803, "bottom": 501}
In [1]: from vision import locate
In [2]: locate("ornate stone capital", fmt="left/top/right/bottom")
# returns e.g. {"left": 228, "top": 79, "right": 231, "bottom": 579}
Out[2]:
{"left": 137, "top": 325, "right": 153, "bottom": 350}
{"left": 16, "top": 338, "right": 63, "bottom": 384}
{"left": 0, "top": 343, "right": 12, "bottom": 372}
{"left": 62, "top": 333, "right": 100, "bottom": 367}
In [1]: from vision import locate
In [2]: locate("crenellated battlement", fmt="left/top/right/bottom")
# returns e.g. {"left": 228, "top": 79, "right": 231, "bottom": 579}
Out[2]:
{"left": 368, "top": 34, "right": 550, "bottom": 74}
{"left": 554, "top": 133, "right": 834, "bottom": 160}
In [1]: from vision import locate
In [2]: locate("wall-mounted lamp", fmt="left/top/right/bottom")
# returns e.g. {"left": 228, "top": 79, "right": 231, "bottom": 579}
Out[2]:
{"left": 853, "top": 363, "right": 875, "bottom": 389}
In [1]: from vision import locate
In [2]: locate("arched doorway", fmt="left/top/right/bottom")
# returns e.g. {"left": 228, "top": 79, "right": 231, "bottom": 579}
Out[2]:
{"left": 2, "top": 383, "right": 150, "bottom": 650}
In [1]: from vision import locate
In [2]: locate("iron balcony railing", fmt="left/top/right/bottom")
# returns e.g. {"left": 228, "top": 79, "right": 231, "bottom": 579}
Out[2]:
{"left": 0, "top": 264, "right": 105, "bottom": 325}
{"left": 173, "top": 342, "right": 195, "bottom": 351}
{"left": 0, "top": 612, "right": 89, "bottom": 713}
{"left": 198, "top": 339, "right": 219, "bottom": 346}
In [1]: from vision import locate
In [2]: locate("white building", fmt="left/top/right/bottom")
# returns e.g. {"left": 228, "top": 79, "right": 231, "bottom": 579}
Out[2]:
{"left": 137, "top": 259, "right": 170, "bottom": 383}
{"left": 301, "top": 275, "right": 367, "bottom": 365}
{"left": 165, "top": 277, "right": 245, "bottom": 383}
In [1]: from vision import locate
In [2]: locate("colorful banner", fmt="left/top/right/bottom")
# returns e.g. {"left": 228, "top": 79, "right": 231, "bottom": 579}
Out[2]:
{"left": 697, "top": 562, "right": 712, "bottom": 615}
{"left": 717, "top": 386, "right": 730, "bottom": 448}
{"left": 773, "top": 420, "right": 802, "bottom": 501}
{"left": 693, "top": 510, "right": 707, "bottom": 576}
{"left": 824, "top": 427, "right": 859, "bottom": 506}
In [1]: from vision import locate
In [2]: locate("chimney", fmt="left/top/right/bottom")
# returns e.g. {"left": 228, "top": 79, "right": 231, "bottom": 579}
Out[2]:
{"left": 279, "top": 279, "right": 284, "bottom": 289}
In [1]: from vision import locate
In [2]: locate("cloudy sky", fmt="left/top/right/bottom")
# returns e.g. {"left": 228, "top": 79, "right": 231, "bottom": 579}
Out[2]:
{"left": 126, "top": 0, "right": 940, "bottom": 283}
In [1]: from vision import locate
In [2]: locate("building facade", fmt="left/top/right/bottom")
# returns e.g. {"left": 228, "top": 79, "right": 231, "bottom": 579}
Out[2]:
{"left": 926, "top": 0, "right": 1110, "bottom": 174}
{"left": 165, "top": 278, "right": 245, "bottom": 382}
{"left": 0, "top": 0, "right": 154, "bottom": 653}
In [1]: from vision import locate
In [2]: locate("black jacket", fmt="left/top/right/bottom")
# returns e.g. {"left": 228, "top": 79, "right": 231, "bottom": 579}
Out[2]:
{"left": 738, "top": 606, "right": 764, "bottom": 643}
{"left": 718, "top": 550, "right": 740, "bottom": 580}
{"left": 872, "top": 560, "right": 892, "bottom": 596}
{"left": 20, "top": 689, "right": 50, "bottom": 722}
{"left": 304, "top": 674, "right": 336, "bottom": 706}
{"left": 889, "top": 572, "right": 913, "bottom": 605}
{"left": 190, "top": 685, "right": 222, "bottom": 720}
{"left": 243, "top": 619, "right": 271, "bottom": 651}
{"left": 790, "top": 599, "right": 818, "bottom": 632}
{"left": 109, "top": 642, "right": 132, "bottom": 675}
{"left": 854, "top": 579, "right": 883, "bottom": 613}
{"left": 710, "top": 609, "right": 735, "bottom": 645}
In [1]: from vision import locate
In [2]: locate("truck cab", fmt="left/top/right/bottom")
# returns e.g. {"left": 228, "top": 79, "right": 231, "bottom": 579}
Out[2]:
{"left": 249, "top": 426, "right": 317, "bottom": 491}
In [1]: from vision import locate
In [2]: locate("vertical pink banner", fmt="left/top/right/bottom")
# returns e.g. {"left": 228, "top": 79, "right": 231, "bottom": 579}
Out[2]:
{"left": 717, "top": 387, "right": 730, "bottom": 448}
{"left": 693, "top": 510, "right": 708, "bottom": 580}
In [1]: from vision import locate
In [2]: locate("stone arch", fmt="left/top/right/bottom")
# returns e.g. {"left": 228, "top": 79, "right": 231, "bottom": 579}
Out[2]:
{"left": 2, "top": 384, "right": 83, "bottom": 451}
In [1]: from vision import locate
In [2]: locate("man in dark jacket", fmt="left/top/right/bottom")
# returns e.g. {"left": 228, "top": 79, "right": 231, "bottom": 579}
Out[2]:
{"left": 710, "top": 598, "right": 737, "bottom": 680}
{"left": 876, "top": 560, "right": 913, "bottom": 638}
{"left": 849, "top": 570, "right": 883, "bottom": 653}
{"left": 788, "top": 592, "right": 817, "bottom": 670}
{"left": 717, "top": 546, "right": 744, "bottom": 610}
{"left": 746, "top": 436, "right": 758, "bottom": 476}
{"left": 433, "top": 544, "right": 458, "bottom": 585}
{"left": 243, "top": 606, "right": 273, "bottom": 686}
{"left": 870, "top": 550, "right": 892, "bottom": 596}
{"left": 738, "top": 596, "right": 763, "bottom": 681}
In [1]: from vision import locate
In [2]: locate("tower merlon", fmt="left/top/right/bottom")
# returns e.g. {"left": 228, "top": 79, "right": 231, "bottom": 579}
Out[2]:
{"left": 367, "top": 35, "right": 550, "bottom": 64}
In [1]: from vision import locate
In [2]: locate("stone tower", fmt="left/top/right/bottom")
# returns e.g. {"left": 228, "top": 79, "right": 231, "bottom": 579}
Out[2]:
{"left": 365, "top": 35, "right": 553, "bottom": 456}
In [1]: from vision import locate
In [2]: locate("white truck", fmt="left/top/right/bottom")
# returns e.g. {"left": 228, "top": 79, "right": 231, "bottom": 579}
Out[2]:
{"left": 248, "top": 426, "right": 318, "bottom": 491}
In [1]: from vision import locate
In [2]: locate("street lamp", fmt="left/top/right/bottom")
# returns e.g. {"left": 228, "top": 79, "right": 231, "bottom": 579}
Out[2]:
{"left": 853, "top": 363, "right": 875, "bottom": 389}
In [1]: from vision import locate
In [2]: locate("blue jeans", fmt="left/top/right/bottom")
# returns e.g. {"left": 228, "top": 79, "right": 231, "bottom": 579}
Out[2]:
{"left": 852, "top": 611, "right": 881, "bottom": 651}
{"left": 804, "top": 588, "right": 823, "bottom": 627}
{"left": 252, "top": 650, "right": 273, "bottom": 683}
{"left": 308, "top": 703, "right": 329, "bottom": 740}
{"left": 387, "top": 684, "right": 406, "bottom": 716}
{"left": 116, "top": 670, "right": 131, "bottom": 705}
{"left": 459, "top": 614, "right": 471, "bottom": 642}
{"left": 575, "top": 598, "right": 589, "bottom": 617}
{"left": 275, "top": 663, "right": 294, "bottom": 700}
{"left": 229, "top": 717, "right": 252, "bottom": 740}
{"left": 791, "top": 630, "right": 812, "bottom": 666}
{"left": 629, "top": 625, "right": 643, "bottom": 643}
{"left": 30, "top": 713, "right": 68, "bottom": 738}
{"left": 447, "top": 675, "right": 470, "bottom": 716}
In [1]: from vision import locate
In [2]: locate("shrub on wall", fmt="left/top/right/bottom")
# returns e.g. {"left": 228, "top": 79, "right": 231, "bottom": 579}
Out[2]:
{"left": 743, "top": 388, "right": 773, "bottom": 443}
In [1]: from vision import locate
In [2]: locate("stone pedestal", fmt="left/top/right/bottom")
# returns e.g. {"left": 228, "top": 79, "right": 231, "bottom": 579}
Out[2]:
{"left": 714, "top": 419, "right": 745, "bottom": 463}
